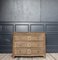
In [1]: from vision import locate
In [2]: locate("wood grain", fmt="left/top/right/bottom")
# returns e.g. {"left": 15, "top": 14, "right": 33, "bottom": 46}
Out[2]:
{"left": 12, "top": 32, "right": 46, "bottom": 57}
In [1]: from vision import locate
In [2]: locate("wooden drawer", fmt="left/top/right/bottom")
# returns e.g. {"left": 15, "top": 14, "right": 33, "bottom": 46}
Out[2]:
{"left": 13, "top": 32, "right": 45, "bottom": 41}
{"left": 14, "top": 48, "right": 26, "bottom": 55}
{"left": 14, "top": 36, "right": 45, "bottom": 41}
{"left": 13, "top": 41, "right": 45, "bottom": 48}
{"left": 13, "top": 48, "right": 44, "bottom": 56}
{"left": 27, "top": 48, "right": 44, "bottom": 55}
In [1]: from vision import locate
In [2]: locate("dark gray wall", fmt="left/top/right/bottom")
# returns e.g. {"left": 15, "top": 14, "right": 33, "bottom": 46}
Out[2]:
{"left": 0, "top": 0, "right": 58, "bottom": 53}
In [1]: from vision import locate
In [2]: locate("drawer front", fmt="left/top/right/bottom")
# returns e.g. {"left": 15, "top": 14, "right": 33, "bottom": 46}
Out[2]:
{"left": 13, "top": 32, "right": 45, "bottom": 41}
{"left": 13, "top": 42, "right": 27, "bottom": 47}
{"left": 13, "top": 36, "right": 27, "bottom": 41}
{"left": 27, "top": 48, "right": 44, "bottom": 55}
{"left": 13, "top": 48, "right": 44, "bottom": 56}
{"left": 14, "top": 48, "right": 26, "bottom": 55}
{"left": 13, "top": 36, "right": 45, "bottom": 42}
{"left": 32, "top": 42, "right": 45, "bottom": 47}
{"left": 31, "top": 48, "right": 44, "bottom": 54}
{"left": 13, "top": 41, "right": 44, "bottom": 47}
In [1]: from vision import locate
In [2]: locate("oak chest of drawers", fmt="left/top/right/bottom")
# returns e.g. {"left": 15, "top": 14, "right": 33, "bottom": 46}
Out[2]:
{"left": 12, "top": 32, "right": 46, "bottom": 57}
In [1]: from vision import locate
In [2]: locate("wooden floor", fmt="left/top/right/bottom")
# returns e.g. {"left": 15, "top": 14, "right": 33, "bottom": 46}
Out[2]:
{"left": 0, "top": 53, "right": 58, "bottom": 60}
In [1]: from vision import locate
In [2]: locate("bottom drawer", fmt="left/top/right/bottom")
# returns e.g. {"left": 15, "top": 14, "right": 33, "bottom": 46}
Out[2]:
{"left": 13, "top": 48, "right": 45, "bottom": 56}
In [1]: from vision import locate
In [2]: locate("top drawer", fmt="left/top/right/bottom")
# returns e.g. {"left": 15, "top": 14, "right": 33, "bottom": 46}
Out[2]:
{"left": 13, "top": 32, "right": 45, "bottom": 41}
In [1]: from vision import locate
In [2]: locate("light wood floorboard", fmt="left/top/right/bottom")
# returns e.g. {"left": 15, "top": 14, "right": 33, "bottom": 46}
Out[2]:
{"left": 50, "top": 53, "right": 58, "bottom": 60}
{"left": 0, "top": 53, "right": 58, "bottom": 60}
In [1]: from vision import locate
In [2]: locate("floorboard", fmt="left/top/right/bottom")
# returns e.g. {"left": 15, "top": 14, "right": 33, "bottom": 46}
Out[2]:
{"left": 0, "top": 53, "right": 58, "bottom": 60}
{"left": 50, "top": 53, "right": 58, "bottom": 60}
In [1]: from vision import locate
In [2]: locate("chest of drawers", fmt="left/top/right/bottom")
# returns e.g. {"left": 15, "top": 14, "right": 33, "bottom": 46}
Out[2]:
{"left": 12, "top": 32, "right": 46, "bottom": 57}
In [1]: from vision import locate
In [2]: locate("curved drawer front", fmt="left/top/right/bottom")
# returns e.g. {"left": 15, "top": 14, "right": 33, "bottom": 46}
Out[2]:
{"left": 14, "top": 48, "right": 45, "bottom": 56}
{"left": 13, "top": 41, "right": 45, "bottom": 47}
{"left": 13, "top": 35, "right": 45, "bottom": 41}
